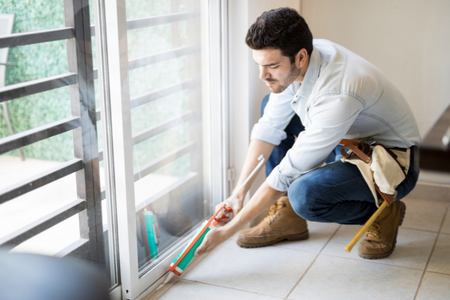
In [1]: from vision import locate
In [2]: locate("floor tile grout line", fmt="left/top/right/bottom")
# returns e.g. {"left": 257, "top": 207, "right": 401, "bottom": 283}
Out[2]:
{"left": 401, "top": 226, "right": 445, "bottom": 234}
{"left": 153, "top": 197, "right": 450, "bottom": 299}
{"left": 402, "top": 196, "right": 450, "bottom": 233}
{"left": 284, "top": 224, "right": 342, "bottom": 300}
{"left": 413, "top": 205, "right": 449, "bottom": 300}
{"left": 426, "top": 270, "right": 450, "bottom": 276}
{"left": 438, "top": 205, "right": 450, "bottom": 234}
{"left": 319, "top": 252, "right": 427, "bottom": 272}
{"left": 160, "top": 232, "right": 336, "bottom": 300}
{"left": 412, "top": 270, "right": 426, "bottom": 300}
{"left": 179, "top": 278, "right": 285, "bottom": 299}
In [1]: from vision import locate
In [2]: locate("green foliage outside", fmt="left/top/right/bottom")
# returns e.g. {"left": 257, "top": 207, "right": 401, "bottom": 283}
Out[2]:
{"left": 0, "top": 0, "right": 72, "bottom": 161}
{"left": 0, "top": 0, "right": 196, "bottom": 178}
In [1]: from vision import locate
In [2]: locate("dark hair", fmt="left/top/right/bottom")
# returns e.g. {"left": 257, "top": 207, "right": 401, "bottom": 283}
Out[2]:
{"left": 246, "top": 7, "right": 313, "bottom": 64}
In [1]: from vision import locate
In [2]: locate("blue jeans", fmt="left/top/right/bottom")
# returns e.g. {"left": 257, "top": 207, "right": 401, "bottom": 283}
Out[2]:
{"left": 261, "top": 94, "right": 420, "bottom": 225}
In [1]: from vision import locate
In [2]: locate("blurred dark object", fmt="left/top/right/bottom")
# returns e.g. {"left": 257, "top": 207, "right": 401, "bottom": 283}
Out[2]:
{"left": 0, "top": 250, "right": 110, "bottom": 300}
{"left": 420, "top": 104, "right": 450, "bottom": 172}
{"left": 158, "top": 198, "right": 192, "bottom": 237}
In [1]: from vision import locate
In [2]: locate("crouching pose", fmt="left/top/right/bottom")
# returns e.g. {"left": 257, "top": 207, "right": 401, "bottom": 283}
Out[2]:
{"left": 195, "top": 7, "right": 420, "bottom": 259}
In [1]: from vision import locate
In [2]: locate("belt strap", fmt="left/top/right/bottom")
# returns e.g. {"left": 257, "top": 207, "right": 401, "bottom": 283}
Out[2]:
{"left": 339, "top": 143, "right": 372, "bottom": 164}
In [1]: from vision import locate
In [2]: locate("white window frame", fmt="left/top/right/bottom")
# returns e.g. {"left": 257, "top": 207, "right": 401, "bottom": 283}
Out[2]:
{"left": 97, "top": 0, "right": 230, "bottom": 298}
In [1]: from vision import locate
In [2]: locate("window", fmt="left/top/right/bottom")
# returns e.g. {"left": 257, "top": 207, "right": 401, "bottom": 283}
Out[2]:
{"left": 0, "top": 0, "right": 228, "bottom": 298}
{"left": 0, "top": 0, "right": 118, "bottom": 289}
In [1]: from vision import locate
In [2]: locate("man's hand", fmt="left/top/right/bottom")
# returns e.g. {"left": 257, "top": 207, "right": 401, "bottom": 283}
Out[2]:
{"left": 194, "top": 226, "right": 230, "bottom": 257}
{"left": 215, "top": 196, "right": 243, "bottom": 226}
{"left": 195, "top": 182, "right": 285, "bottom": 257}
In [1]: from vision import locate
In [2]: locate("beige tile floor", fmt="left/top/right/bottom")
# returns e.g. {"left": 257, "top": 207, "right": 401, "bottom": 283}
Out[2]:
{"left": 145, "top": 196, "right": 450, "bottom": 300}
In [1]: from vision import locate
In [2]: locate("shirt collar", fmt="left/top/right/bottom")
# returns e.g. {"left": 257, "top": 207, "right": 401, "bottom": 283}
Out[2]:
{"left": 295, "top": 46, "right": 321, "bottom": 100}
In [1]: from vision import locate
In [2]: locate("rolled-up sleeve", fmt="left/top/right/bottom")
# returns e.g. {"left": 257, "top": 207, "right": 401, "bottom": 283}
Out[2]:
{"left": 251, "top": 87, "right": 297, "bottom": 145}
{"left": 266, "top": 94, "right": 364, "bottom": 192}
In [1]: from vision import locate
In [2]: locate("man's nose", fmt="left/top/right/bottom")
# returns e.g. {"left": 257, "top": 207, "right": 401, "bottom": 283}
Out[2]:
{"left": 259, "top": 67, "right": 270, "bottom": 80}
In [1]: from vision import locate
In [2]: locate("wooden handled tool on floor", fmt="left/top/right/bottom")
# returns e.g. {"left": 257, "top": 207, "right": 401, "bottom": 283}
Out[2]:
{"left": 345, "top": 201, "right": 388, "bottom": 253}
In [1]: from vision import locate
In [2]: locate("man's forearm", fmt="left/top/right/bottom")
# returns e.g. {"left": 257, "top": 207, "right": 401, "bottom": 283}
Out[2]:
{"left": 233, "top": 139, "right": 275, "bottom": 204}
{"left": 227, "top": 181, "right": 285, "bottom": 234}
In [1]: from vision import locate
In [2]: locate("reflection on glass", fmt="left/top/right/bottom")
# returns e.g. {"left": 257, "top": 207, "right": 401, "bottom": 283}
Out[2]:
{"left": 131, "top": 91, "right": 190, "bottom": 131}
{"left": 129, "top": 57, "right": 189, "bottom": 97}
{"left": 126, "top": 0, "right": 188, "bottom": 19}
{"left": 135, "top": 157, "right": 205, "bottom": 269}
{"left": 126, "top": 0, "right": 207, "bottom": 272}
{"left": 127, "top": 23, "right": 189, "bottom": 59}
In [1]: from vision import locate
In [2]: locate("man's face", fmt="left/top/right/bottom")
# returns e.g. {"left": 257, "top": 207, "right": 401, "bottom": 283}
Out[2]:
{"left": 252, "top": 48, "right": 301, "bottom": 93}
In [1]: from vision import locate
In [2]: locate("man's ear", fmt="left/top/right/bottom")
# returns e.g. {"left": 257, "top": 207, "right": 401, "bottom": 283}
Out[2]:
{"left": 296, "top": 48, "right": 308, "bottom": 68}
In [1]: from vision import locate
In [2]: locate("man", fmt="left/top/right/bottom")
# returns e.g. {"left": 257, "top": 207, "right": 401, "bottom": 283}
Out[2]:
{"left": 195, "top": 7, "right": 420, "bottom": 259}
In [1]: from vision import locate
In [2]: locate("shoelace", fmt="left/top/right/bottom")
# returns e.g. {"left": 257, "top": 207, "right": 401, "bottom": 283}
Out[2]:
{"left": 367, "top": 222, "right": 381, "bottom": 239}
{"left": 264, "top": 201, "right": 286, "bottom": 225}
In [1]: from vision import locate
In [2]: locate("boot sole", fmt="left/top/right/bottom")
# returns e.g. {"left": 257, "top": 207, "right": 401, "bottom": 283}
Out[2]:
{"left": 358, "top": 201, "right": 406, "bottom": 260}
{"left": 236, "top": 231, "right": 309, "bottom": 248}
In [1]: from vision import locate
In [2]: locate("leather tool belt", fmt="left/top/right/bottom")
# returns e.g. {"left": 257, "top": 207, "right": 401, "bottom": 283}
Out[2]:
{"left": 339, "top": 140, "right": 410, "bottom": 207}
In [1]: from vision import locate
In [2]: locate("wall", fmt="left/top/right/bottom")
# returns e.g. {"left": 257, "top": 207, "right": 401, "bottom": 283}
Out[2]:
{"left": 228, "top": 0, "right": 450, "bottom": 203}
{"left": 301, "top": 0, "right": 450, "bottom": 138}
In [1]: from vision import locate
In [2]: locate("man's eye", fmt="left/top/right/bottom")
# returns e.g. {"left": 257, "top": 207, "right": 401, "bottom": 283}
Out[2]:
{"left": 271, "top": 66, "right": 279, "bottom": 69}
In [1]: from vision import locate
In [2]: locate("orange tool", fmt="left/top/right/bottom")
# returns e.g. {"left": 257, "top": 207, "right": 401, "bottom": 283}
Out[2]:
{"left": 161, "top": 154, "right": 266, "bottom": 286}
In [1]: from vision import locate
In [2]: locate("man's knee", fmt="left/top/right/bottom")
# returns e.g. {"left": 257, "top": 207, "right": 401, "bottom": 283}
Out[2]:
{"left": 287, "top": 176, "right": 318, "bottom": 221}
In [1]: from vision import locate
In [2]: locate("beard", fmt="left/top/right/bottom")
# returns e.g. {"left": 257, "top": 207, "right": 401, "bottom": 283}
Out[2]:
{"left": 265, "top": 63, "right": 302, "bottom": 93}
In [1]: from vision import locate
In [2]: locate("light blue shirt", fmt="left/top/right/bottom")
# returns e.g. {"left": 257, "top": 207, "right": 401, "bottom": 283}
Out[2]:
{"left": 251, "top": 39, "right": 421, "bottom": 192}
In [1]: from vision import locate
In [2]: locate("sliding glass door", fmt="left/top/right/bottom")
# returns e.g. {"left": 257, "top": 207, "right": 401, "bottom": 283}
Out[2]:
{"left": 99, "top": 0, "right": 227, "bottom": 298}
{"left": 0, "top": 0, "right": 227, "bottom": 298}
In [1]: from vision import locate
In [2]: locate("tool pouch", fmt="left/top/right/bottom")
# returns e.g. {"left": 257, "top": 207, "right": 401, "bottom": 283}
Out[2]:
{"left": 340, "top": 142, "right": 410, "bottom": 207}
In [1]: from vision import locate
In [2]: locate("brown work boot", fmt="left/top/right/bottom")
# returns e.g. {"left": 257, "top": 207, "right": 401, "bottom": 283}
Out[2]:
{"left": 237, "top": 196, "right": 309, "bottom": 248}
{"left": 358, "top": 200, "right": 406, "bottom": 259}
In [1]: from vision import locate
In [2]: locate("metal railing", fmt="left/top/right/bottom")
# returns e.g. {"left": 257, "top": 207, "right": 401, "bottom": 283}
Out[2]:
{"left": 0, "top": 27, "right": 75, "bottom": 48}
{"left": 0, "top": 3, "right": 201, "bottom": 269}
{"left": 0, "top": 73, "right": 77, "bottom": 103}
{"left": 0, "top": 159, "right": 83, "bottom": 205}
{"left": 0, "top": 0, "right": 99, "bottom": 261}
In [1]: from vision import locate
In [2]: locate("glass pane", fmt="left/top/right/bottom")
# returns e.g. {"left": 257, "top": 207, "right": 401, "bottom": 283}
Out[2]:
{"left": 129, "top": 57, "right": 189, "bottom": 96}
{"left": 0, "top": 172, "right": 78, "bottom": 249}
{"left": 0, "top": 1, "right": 65, "bottom": 33}
{"left": 125, "top": 0, "right": 210, "bottom": 273}
{"left": 3, "top": 41, "right": 68, "bottom": 86}
{"left": 127, "top": 22, "right": 189, "bottom": 59}
{"left": 0, "top": 131, "right": 75, "bottom": 187}
{"left": 126, "top": 0, "right": 188, "bottom": 19}
{"left": 11, "top": 214, "right": 81, "bottom": 257}
{"left": 0, "top": 0, "right": 119, "bottom": 289}
{"left": 0, "top": 88, "right": 72, "bottom": 138}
